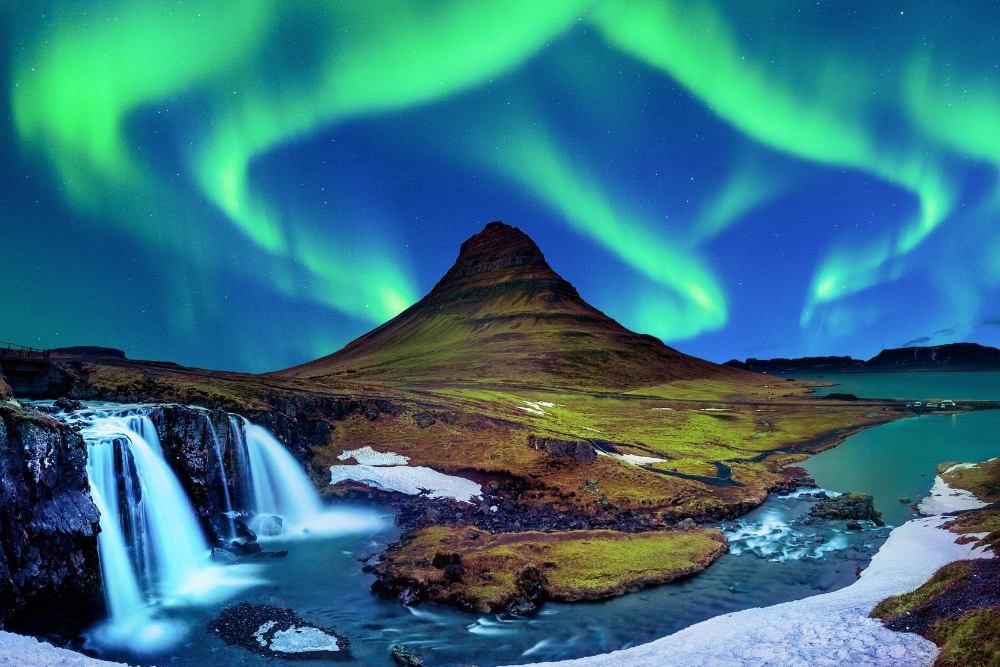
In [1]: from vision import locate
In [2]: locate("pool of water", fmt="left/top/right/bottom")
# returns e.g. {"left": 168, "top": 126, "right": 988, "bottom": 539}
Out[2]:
{"left": 803, "top": 410, "right": 1000, "bottom": 526}
{"left": 791, "top": 371, "right": 1000, "bottom": 400}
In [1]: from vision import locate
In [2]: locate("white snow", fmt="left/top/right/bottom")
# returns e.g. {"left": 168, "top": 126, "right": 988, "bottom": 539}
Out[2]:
{"left": 329, "top": 464, "right": 482, "bottom": 502}
{"left": 269, "top": 626, "right": 340, "bottom": 653}
{"left": 254, "top": 620, "right": 277, "bottom": 646}
{"left": 0, "top": 631, "right": 130, "bottom": 666}
{"left": 699, "top": 408, "right": 729, "bottom": 412}
{"left": 918, "top": 475, "right": 987, "bottom": 515}
{"left": 653, "top": 407, "right": 674, "bottom": 411}
{"left": 597, "top": 451, "right": 668, "bottom": 467}
{"left": 514, "top": 515, "right": 989, "bottom": 667}
{"left": 336, "top": 446, "right": 409, "bottom": 466}
{"left": 516, "top": 400, "right": 562, "bottom": 416}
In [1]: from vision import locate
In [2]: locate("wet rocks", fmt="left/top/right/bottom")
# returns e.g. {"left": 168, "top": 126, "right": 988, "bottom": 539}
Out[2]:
{"left": 0, "top": 405, "right": 101, "bottom": 626}
{"left": 254, "top": 514, "right": 283, "bottom": 537}
{"left": 809, "top": 493, "right": 885, "bottom": 527}
{"left": 211, "top": 548, "right": 239, "bottom": 565}
{"left": 208, "top": 601, "right": 347, "bottom": 660}
{"left": 391, "top": 644, "right": 424, "bottom": 667}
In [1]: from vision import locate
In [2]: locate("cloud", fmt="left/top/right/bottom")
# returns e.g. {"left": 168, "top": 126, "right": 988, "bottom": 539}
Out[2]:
{"left": 902, "top": 336, "right": 932, "bottom": 346}
{"left": 982, "top": 318, "right": 1000, "bottom": 327}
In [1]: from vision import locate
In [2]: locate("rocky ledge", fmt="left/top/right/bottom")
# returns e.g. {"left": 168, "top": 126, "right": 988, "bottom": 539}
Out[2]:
{"left": 809, "top": 492, "right": 885, "bottom": 527}
{"left": 0, "top": 404, "right": 101, "bottom": 629}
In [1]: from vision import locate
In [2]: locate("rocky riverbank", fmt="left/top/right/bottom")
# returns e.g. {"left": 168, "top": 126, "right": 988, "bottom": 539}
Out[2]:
{"left": 0, "top": 404, "right": 101, "bottom": 630}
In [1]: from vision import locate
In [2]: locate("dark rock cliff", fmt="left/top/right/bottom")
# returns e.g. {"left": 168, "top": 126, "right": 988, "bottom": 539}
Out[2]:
{"left": 0, "top": 405, "right": 101, "bottom": 628}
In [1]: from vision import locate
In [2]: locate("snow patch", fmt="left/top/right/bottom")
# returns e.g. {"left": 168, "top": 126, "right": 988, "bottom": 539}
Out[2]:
{"left": 653, "top": 407, "right": 674, "bottom": 411}
{"left": 516, "top": 516, "right": 989, "bottom": 667}
{"left": 699, "top": 408, "right": 729, "bottom": 412}
{"left": 269, "top": 626, "right": 340, "bottom": 653}
{"left": 516, "top": 400, "right": 562, "bottom": 416}
{"left": 597, "top": 451, "right": 667, "bottom": 466}
{"left": 254, "top": 620, "right": 276, "bottom": 646}
{"left": 918, "top": 475, "right": 988, "bottom": 515}
{"left": 0, "top": 631, "right": 129, "bottom": 666}
{"left": 337, "top": 446, "right": 409, "bottom": 466}
{"left": 329, "top": 465, "right": 482, "bottom": 502}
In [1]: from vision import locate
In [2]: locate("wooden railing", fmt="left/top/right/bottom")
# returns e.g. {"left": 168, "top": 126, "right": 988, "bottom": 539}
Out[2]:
{"left": 0, "top": 342, "right": 50, "bottom": 361}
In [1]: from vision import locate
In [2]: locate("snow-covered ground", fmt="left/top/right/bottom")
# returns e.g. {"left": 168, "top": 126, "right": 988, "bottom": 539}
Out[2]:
{"left": 329, "top": 463, "right": 482, "bottom": 502}
{"left": 0, "top": 631, "right": 128, "bottom": 667}
{"left": 336, "top": 446, "right": 410, "bottom": 466}
{"left": 917, "top": 473, "right": 988, "bottom": 515}
{"left": 515, "top": 487, "right": 990, "bottom": 667}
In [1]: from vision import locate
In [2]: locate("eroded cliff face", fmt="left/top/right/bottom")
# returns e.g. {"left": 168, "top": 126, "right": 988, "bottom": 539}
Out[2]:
{"left": 0, "top": 406, "right": 101, "bottom": 627}
{"left": 0, "top": 368, "right": 12, "bottom": 401}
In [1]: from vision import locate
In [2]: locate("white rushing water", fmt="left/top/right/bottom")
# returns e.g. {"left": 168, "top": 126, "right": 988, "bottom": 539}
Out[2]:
{"left": 233, "top": 416, "right": 379, "bottom": 537}
{"left": 38, "top": 402, "right": 381, "bottom": 655}
{"left": 77, "top": 408, "right": 260, "bottom": 653}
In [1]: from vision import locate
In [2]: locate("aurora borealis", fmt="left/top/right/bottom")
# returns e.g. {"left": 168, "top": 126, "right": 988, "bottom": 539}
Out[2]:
{"left": 3, "top": 1, "right": 1000, "bottom": 371}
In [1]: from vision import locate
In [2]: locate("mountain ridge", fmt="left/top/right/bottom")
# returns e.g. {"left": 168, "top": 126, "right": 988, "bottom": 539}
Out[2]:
{"left": 725, "top": 342, "right": 1000, "bottom": 374}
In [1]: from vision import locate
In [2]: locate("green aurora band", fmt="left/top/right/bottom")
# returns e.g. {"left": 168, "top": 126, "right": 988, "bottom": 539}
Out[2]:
{"left": 9, "top": 0, "right": 1000, "bottom": 364}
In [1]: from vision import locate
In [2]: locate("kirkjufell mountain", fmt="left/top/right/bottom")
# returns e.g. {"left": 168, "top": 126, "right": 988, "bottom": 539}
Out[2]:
{"left": 277, "top": 221, "right": 744, "bottom": 390}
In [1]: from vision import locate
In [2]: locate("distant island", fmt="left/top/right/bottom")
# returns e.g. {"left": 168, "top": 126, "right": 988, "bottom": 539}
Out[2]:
{"left": 725, "top": 342, "right": 1000, "bottom": 374}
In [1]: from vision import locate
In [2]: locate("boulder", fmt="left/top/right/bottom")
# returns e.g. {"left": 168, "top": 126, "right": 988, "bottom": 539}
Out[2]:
{"left": 253, "top": 515, "right": 283, "bottom": 537}
{"left": 528, "top": 436, "right": 597, "bottom": 465}
{"left": 809, "top": 493, "right": 885, "bottom": 526}
{"left": 211, "top": 548, "right": 239, "bottom": 565}
{"left": 391, "top": 645, "right": 424, "bottom": 667}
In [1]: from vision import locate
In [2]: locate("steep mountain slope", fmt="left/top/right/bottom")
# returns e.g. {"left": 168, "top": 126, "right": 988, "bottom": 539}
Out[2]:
{"left": 277, "top": 222, "right": 742, "bottom": 390}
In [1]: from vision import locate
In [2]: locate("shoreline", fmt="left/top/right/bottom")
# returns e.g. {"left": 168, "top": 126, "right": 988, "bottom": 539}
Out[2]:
{"left": 514, "top": 480, "right": 990, "bottom": 667}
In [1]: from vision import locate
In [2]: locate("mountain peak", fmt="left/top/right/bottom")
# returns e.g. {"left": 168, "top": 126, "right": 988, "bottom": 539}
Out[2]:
{"left": 427, "top": 221, "right": 577, "bottom": 301}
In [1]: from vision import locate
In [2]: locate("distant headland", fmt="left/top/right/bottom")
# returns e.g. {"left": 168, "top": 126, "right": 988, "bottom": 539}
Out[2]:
{"left": 725, "top": 342, "right": 1000, "bottom": 374}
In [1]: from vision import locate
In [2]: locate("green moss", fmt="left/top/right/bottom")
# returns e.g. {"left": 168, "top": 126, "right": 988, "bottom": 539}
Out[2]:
{"left": 932, "top": 608, "right": 1000, "bottom": 667}
{"left": 870, "top": 560, "right": 974, "bottom": 620}
{"left": 943, "top": 509, "right": 1000, "bottom": 552}
{"left": 377, "top": 525, "right": 728, "bottom": 611}
{"left": 539, "top": 529, "right": 728, "bottom": 599}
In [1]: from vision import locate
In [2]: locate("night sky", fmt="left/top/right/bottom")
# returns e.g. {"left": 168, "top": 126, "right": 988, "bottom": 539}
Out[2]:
{"left": 3, "top": 1, "right": 1000, "bottom": 372}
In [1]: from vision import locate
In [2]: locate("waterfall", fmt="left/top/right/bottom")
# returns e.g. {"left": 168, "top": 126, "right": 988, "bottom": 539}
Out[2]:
{"left": 74, "top": 407, "right": 259, "bottom": 652}
{"left": 206, "top": 418, "right": 236, "bottom": 540}
{"left": 232, "top": 416, "right": 376, "bottom": 537}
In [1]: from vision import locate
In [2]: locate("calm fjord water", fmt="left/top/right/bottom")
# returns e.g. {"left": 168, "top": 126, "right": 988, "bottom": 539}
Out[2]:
{"left": 800, "top": 371, "right": 1000, "bottom": 527}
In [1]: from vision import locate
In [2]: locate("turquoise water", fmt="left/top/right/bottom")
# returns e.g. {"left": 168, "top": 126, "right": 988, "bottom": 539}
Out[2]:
{"left": 803, "top": 410, "right": 1000, "bottom": 526}
{"left": 791, "top": 371, "right": 1000, "bottom": 400}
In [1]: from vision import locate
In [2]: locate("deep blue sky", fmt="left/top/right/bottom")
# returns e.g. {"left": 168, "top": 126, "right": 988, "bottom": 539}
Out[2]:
{"left": 3, "top": 1, "right": 1000, "bottom": 372}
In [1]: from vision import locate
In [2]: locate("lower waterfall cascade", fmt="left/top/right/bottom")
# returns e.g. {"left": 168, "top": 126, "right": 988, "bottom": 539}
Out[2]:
{"left": 48, "top": 402, "right": 379, "bottom": 654}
